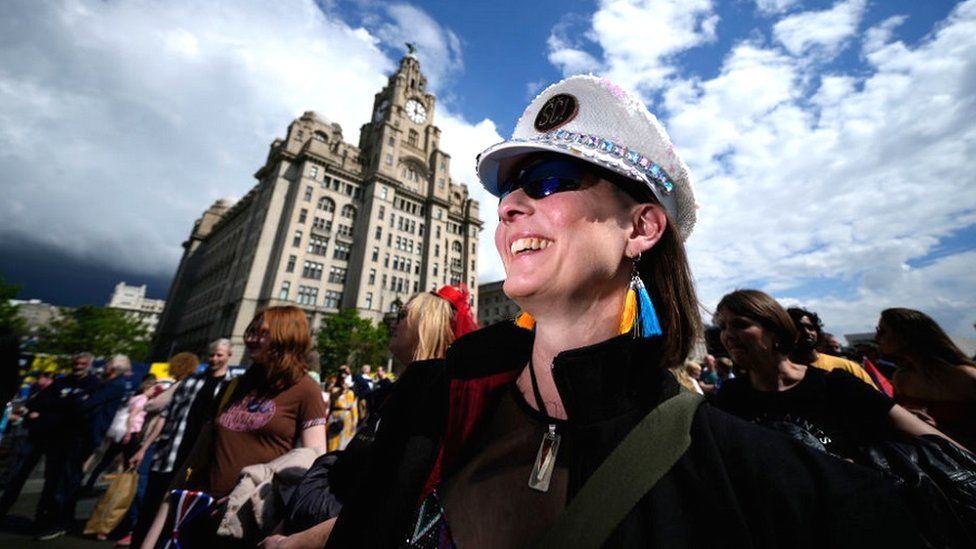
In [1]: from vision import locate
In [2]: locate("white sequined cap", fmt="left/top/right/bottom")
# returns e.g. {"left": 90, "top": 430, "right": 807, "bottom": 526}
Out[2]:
{"left": 477, "top": 75, "right": 697, "bottom": 240}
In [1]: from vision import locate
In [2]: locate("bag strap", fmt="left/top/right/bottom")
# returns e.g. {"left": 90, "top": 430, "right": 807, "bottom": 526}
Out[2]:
{"left": 217, "top": 376, "right": 240, "bottom": 415}
{"left": 532, "top": 391, "right": 704, "bottom": 549}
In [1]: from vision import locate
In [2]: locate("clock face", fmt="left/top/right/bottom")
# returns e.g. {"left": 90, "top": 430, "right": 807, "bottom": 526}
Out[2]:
{"left": 405, "top": 99, "right": 427, "bottom": 124}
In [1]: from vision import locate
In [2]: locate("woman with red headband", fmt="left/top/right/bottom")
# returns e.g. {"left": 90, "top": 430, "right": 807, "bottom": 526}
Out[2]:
{"left": 258, "top": 286, "right": 478, "bottom": 549}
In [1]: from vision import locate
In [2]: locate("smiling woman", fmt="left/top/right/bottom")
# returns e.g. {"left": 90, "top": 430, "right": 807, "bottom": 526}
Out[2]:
{"left": 325, "top": 75, "right": 925, "bottom": 548}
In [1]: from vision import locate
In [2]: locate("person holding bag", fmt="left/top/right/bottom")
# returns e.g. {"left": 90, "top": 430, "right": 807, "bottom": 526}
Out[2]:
{"left": 141, "top": 306, "right": 327, "bottom": 548}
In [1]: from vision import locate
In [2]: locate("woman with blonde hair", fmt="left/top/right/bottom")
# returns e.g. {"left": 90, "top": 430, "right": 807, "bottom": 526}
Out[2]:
{"left": 259, "top": 286, "right": 478, "bottom": 549}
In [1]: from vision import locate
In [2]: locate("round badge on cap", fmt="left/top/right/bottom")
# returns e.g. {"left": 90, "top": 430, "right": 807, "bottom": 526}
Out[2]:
{"left": 533, "top": 93, "right": 578, "bottom": 132}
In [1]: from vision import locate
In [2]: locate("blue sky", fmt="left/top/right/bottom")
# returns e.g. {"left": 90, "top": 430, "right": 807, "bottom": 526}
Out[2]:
{"left": 1, "top": 0, "right": 974, "bottom": 341}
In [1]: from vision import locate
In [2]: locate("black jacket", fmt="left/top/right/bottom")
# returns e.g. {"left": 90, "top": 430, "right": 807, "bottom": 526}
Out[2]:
{"left": 329, "top": 322, "right": 922, "bottom": 548}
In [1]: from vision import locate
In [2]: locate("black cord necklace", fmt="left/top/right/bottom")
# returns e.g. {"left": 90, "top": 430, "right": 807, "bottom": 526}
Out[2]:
{"left": 527, "top": 357, "right": 561, "bottom": 493}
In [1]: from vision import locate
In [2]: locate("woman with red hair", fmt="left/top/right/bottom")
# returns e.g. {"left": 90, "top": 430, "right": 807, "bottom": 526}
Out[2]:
{"left": 142, "top": 306, "right": 327, "bottom": 548}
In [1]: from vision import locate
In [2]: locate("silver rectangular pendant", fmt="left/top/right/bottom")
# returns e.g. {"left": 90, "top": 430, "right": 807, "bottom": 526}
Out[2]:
{"left": 528, "top": 425, "right": 561, "bottom": 492}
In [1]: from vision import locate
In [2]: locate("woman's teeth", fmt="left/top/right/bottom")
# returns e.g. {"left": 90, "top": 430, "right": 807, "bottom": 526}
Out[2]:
{"left": 511, "top": 237, "right": 553, "bottom": 255}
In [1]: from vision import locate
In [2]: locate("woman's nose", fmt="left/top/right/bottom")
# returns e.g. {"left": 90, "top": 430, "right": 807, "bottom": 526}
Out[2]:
{"left": 498, "top": 189, "right": 533, "bottom": 222}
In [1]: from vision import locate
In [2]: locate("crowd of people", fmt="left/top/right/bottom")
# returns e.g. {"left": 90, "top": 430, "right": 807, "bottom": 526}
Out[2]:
{"left": 2, "top": 71, "right": 975, "bottom": 548}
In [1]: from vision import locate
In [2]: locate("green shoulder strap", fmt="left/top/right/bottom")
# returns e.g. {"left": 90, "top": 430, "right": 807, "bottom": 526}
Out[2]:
{"left": 217, "top": 376, "right": 240, "bottom": 414}
{"left": 531, "top": 391, "right": 705, "bottom": 549}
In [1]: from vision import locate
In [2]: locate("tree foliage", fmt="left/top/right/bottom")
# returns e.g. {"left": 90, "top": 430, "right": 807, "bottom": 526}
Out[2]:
{"left": 316, "top": 308, "right": 389, "bottom": 377}
{"left": 35, "top": 305, "right": 151, "bottom": 363}
{"left": 0, "top": 276, "right": 26, "bottom": 337}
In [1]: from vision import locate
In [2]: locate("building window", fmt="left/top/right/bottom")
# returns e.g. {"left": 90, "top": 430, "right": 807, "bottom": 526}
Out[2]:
{"left": 310, "top": 165, "right": 319, "bottom": 179}
{"left": 341, "top": 205, "right": 356, "bottom": 220}
{"left": 379, "top": 206, "right": 385, "bottom": 220}
{"left": 278, "top": 281, "right": 290, "bottom": 300}
{"left": 296, "top": 285, "right": 318, "bottom": 305}
{"left": 333, "top": 242, "right": 351, "bottom": 261}
{"left": 328, "top": 266, "right": 347, "bottom": 283}
{"left": 471, "top": 243, "right": 477, "bottom": 254}
{"left": 471, "top": 260, "right": 476, "bottom": 270}
{"left": 307, "top": 236, "right": 328, "bottom": 255}
{"left": 380, "top": 186, "right": 388, "bottom": 199}
{"left": 324, "top": 290, "right": 341, "bottom": 309}
{"left": 436, "top": 226, "right": 441, "bottom": 238}
{"left": 384, "top": 154, "right": 393, "bottom": 166}
{"left": 372, "top": 247, "right": 379, "bottom": 262}
{"left": 384, "top": 253, "right": 390, "bottom": 268}
{"left": 313, "top": 131, "right": 327, "bottom": 142}
{"left": 337, "top": 224, "right": 353, "bottom": 237}
{"left": 365, "top": 292, "right": 373, "bottom": 309}
{"left": 382, "top": 274, "right": 387, "bottom": 288}
{"left": 286, "top": 255, "right": 296, "bottom": 273}
{"left": 368, "top": 268, "right": 376, "bottom": 285}
{"left": 413, "top": 281, "right": 419, "bottom": 293}
{"left": 317, "top": 197, "right": 334, "bottom": 212}
{"left": 438, "top": 178, "right": 445, "bottom": 189}
{"left": 312, "top": 217, "right": 331, "bottom": 232}
{"left": 293, "top": 230, "right": 302, "bottom": 247}
{"left": 435, "top": 244, "right": 440, "bottom": 257}
{"left": 375, "top": 227, "right": 382, "bottom": 240}
{"left": 298, "top": 208, "right": 307, "bottom": 223}
{"left": 345, "top": 184, "right": 354, "bottom": 196}
{"left": 302, "top": 260, "right": 324, "bottom": 280}
{"left": 452, "top": 241, "right": 462, "bottom": 253}
{"left": 408, "top": 129, "right": 418, "bottom": 147}
{"left": 304, "top": 186, "right": 313, "bottom": 201}
{"left": 433, "top": 263, "right": 438, "bottom": 276}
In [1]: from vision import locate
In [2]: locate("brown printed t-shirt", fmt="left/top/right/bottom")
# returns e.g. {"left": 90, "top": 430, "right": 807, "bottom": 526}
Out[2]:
{"left": 209, "top": 375, "right": 328, "bottom": 497}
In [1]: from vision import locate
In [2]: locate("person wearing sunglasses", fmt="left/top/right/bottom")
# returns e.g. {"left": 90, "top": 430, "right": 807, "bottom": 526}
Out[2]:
{"left": 325, "top": 76, "right": 922, "bottom": 548}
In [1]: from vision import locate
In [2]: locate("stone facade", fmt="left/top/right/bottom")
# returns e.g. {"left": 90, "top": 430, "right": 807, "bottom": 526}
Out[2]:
{"left": 106, "top": 282, "right": 166, "bottom": 335}
{"left": 152, "top": 53, "right": 482, "bottom": 360}
{"left": 477, "top": 280, "right": 519, "bottom": 327}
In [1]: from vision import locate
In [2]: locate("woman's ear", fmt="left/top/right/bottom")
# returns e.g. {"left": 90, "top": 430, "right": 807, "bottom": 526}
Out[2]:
{"left": 626, "top": 203, "right": 667, "bottom": 258}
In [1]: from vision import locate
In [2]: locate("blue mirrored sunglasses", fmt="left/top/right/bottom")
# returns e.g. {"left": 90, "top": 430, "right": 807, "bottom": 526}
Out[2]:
{"left": 499, "top": 157, "right": 588, "bottom": 200}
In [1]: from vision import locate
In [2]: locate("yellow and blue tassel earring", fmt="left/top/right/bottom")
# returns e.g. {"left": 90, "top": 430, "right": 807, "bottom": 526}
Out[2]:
{"left": 626, "top": 255, "right": 662, "bottom": 338}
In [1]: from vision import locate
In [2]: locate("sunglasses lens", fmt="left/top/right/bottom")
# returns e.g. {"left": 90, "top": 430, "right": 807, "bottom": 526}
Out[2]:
{"left": 523, "top": 176, "right": 581, "bottom": 198}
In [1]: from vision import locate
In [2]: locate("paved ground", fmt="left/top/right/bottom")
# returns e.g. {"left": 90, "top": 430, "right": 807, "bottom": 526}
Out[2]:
{"left": 0, "top": 473, "right": 119, "bottom": 548}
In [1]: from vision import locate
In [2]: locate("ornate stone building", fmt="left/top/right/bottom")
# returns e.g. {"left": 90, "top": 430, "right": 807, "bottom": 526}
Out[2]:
{"left": 152, "top": 53, "right": 482, "bottom": 360}
{"left": 106, "top": 282, "right": 166, "bottom": 336}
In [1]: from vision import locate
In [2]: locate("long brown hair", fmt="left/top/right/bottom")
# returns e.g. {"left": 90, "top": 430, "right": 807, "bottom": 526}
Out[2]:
{"left": 879, "top": 308, "right": 975, "bottom": 372}
{"left": 637, "top": 218, "right": 701, "bottom": 369}
{"left": 243, "top": 305, "right": 310, "bottom": 395}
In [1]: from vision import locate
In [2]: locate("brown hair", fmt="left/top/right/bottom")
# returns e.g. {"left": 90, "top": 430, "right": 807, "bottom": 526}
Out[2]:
{"left": 879, "top": 308, "right": 975, "bottom": 371}
{"left": 168, "top": 352, "right": 199, "bottom": 381}
{"left": 637, "top": 220, "right": 701, "bottom": 369}
{"left": 243, "top": 306, "right": 311, "bottom": 395}
{"left": 714, "top": 289, "right": 798, "bottom": 355}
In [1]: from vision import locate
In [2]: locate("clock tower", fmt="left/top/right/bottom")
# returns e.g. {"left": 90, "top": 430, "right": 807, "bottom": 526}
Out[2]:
{"left": 359, "top": 48, "right": 451, "bottom": 201}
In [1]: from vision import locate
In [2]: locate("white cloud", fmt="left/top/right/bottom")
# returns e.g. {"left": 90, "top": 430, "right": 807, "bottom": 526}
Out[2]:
{"left": 373, "top": 3, "right": 464, "bottom": 91}
{"left": 772, "top": 0, "right": 867, "bottom": 58}
{"left": 0, "top": 0, "right": 499, "bottom": 285}
{"left": 547, "top": 0, "right": 719, "bottom": 94}
{"left": 754, "top": 0, "right": 799, "bottom": 16}
{"left": 546, "top": 0, "right": 976, "bottom": 338}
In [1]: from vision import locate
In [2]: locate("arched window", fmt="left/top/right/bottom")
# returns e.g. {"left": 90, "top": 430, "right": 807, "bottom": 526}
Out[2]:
{"left": 317, "top": 197, "right": 335, "bottom": 213}
{"left": 313, "top": 131, "right": 328, "bottom": 143}
{"left": 452, "top": 241, "right": 463, "bottom": 253}
{"left": 408, "top": 129, "right": 418, "bottom": 147}
{"left": 340, "top": 204, "right": 356, "bottom": 221}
